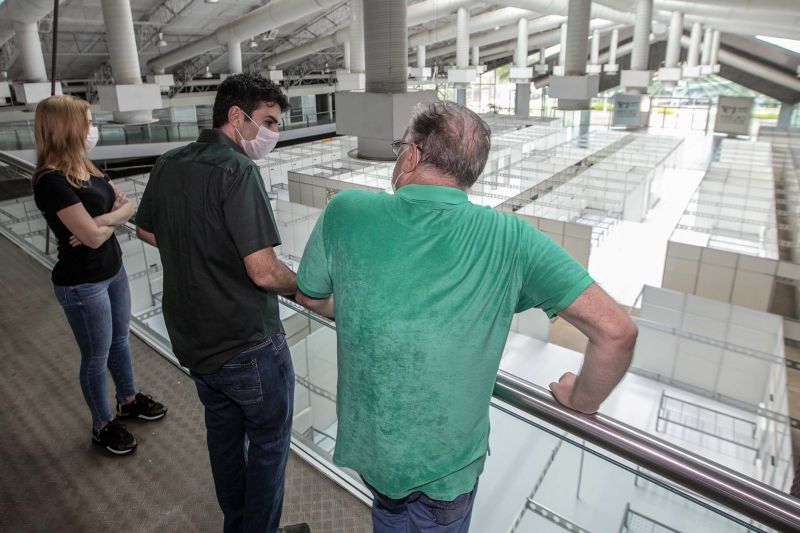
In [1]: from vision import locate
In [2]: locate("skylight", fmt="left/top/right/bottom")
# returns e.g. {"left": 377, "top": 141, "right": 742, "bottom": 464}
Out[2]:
{"left": 756, "top": 36, "right": 800, "bottom": 54}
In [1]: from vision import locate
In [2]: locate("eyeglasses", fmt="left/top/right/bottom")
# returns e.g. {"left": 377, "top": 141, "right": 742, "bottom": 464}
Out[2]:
{"left": 391, "top": 140, "right": 424, "bottom": 157}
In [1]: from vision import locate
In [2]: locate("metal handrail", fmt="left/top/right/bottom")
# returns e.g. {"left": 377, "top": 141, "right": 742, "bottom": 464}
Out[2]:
{"left": 493, "top": 370, "right": 800, "bottom": 532}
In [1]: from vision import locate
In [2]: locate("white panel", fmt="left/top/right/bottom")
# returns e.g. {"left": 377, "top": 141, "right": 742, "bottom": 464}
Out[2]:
{"left": 662, "top": 256, "right": 698, "bottom": 293}
{"left": 674, "top": 339, "right": 722, "bottom": 390}
{"left": 695, "top": 263, "right": 735, "bottom": 302}
{"left": 730, "top": 270, "right": 773, "bottom": 311}
{"left": 716, "top": 351, "right": 770, "bottom": 405}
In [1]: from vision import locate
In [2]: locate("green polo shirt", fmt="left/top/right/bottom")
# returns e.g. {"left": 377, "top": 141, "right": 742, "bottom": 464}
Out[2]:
{"left": 297, "top": 185, "right": 592, "bottom": 500}
{"left": 296, "top": 184, "right": 593, "bottom": 501}
{"left": 136, "top": 130, "right": 284, "bottom": 374}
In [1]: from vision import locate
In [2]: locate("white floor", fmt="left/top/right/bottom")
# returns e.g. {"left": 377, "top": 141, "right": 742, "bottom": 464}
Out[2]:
{"left": 588, "top": 131, "right": 714, "bottom": 306}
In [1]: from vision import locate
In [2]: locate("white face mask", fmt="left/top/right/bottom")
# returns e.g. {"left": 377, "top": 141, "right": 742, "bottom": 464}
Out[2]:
{"left": 234, "top": 110, "right": 279, "bottom": 160}
{"left": 85, "top": 126, "right": 99, "bottom": 151}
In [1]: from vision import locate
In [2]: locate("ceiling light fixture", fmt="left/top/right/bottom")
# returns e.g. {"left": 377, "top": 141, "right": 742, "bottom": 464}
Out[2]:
{"left": 156, "top": 32, "right": 167, "bottom": 47}
{"left": 205, "top": 0, "right": 220, "bottom": 4}
{"left": 249, "top": 38, "right": 258, "bottom": 49}
{"left": 203, "top": 66, "right": 213, "bottom": 78}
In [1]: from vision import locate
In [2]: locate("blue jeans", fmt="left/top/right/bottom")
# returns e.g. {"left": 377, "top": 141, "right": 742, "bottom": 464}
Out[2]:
{"left": 54, "top": 266, "right": 137, "bottom": 430}
{"left": 192, "top": 334, "right": 294, "bottom": 533}
{"left": 368, "top": 480, "right": 478, "bottom": 533}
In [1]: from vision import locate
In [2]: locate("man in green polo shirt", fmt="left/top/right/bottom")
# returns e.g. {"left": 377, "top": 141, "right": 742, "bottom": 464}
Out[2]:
{"left": 136, "top": 74, "right": 308, "bottom": 533}
{"left": 296, "top": 101, "right": 637, "bottom": 532}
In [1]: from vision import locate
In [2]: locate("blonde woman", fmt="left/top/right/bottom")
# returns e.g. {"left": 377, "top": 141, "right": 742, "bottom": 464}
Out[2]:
{"left": 32, "top": 95, "right": 167, "bottom": 455}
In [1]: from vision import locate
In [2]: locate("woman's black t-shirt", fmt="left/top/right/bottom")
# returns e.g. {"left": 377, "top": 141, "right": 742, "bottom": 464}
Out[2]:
{"left": 33, "top": 170, "right": 122, "bottom": 286}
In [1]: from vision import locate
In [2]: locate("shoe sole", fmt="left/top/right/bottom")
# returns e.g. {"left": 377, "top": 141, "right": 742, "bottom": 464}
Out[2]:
{"left": 92, "top": 439, "right": 137, "bottom": 455}
{"left": 117, "top": 411, "right": 167, "bottom": 421}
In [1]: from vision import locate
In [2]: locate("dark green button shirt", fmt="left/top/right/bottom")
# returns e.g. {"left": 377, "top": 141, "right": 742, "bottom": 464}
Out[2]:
{"left": 297, "top": 184, "right": 593, "bottom": 501}
{"left": 137, "top": 129, "right": 284, "bottom": 374}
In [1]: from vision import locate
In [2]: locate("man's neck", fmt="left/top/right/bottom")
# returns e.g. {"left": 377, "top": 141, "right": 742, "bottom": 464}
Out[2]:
{"left": 402, "top": 172, "right": 463, "bottom": 191}
{"left": 217, "top": 124, "right": 240, "bottom": 146}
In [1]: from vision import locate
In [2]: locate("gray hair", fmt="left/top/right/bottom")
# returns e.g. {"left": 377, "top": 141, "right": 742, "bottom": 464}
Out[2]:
{"left": 404, "top": 101, "right": 491, "bottom": 188}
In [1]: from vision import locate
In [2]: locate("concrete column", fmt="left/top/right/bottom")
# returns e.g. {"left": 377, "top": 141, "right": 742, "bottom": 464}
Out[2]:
{"left": 515, "top": 82, "right": 531, "bottom": 117}
{"left": 590, "top": 29, "right": 600, "bottom": 66}
{"left": 515, "top": 18, "right": 528, "bottom": 68}
{"left": 472, "top": 45, "right": 480, "bottom": 67}
{"left": 608, "top": 28, "right": 618, "bottom": 66}
{"left": 665, "top": 11, "right": 683, "bottom": 68}
{"left": 327, "top": 93, "right": 334, "bottom": 121}
{"left": 539, "top": 47, "right": 547, "bottom": 65}
{"left": 417, "top": 44, "right": 426, "bottom": 68}
{"left": 455, "top": 88, "right": 466, "bottom": 105}
{"left": 456, "top": 7, "right": 469, "bottom": 69}
{"left": 564, "top": 0, "right": 590, "bottom": 76}
{"left": 777, "top": 102, "right": 794, "bottom": 129}
{"left": 709, "top": 29, "right": 721, "bottom": 66}
{"left": 701, "top": 27, "right": 712, "bottom": 65}
{"left": 100, "top": 0, "right": 143, "bottom": 84}
{"left": 228, "top": 40, "right": 243, "bottom": 74}
{"left": 687, "top": 22, "right": 702, "bottom": 68}
{"left": 364, "top": 0, "right": 407, "bottom": 93}
{"left": 558, "top": 22, "right": 567, "bottom": 67}
{"left": 630, "top": 0, "right": 653, "bottom": 72}
{"left": 343, "top": 40, "right": 351, "bottom": 71}
{"left": 14, "top": 22, "right": 48, "bottom": 83}
{"left": 349, "top": 0, "right": 365, "bottom": 74}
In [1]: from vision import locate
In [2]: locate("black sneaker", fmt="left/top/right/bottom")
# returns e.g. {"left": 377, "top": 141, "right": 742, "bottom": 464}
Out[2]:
{"left": 117, "top": 392, "right": 168, "bottom": 421}
{"left": 92, "top": 419, "right": 137, "bottom": 455}
{"left": 279, "top": 524, "right": 311, "bottom": 533}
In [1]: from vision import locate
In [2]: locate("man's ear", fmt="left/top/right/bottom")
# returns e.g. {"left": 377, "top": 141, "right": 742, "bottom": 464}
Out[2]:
{"left": 227, "top": 105, "right": 241, "bottom": 128}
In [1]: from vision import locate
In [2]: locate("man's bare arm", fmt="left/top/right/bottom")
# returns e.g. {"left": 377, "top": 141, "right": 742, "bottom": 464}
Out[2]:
{"left": 296, "top": 292, "right": 335, "bottom": 319}
{"left": 136, "top": 227, "right": 157, "bottom": 247}
{"left": 549, "top": 283, "right": 637, "bottom": 414}
{"left": 243, "top": 247, "right": 297, "bottom": 297}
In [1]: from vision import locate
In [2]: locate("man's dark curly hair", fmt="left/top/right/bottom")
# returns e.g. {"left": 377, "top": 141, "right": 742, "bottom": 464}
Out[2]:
{"left": 212, "top": 73, "right": 290, "bottom": 128}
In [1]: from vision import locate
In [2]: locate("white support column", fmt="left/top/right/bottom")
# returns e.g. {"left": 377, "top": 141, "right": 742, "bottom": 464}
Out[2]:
{"left": 556, "top": 22, "right": 567, "bottom": 75}
{"left": 14, "top": 22, "right": 48, "bottom": 83}
{"left": 684, "top": 22, "right": 702, "bottom": 78}
{"left": 450, "top": 6, "right": 476, "bottom": 96}
{"left": 535, "top": 45, "right": 549, "bottom": 74}
{"left": 588, "top": 28, "right": 600, "bottom": 73}
{"left": 701, "top": 27, "right": 712, "bottom": 66}
{"left": 228, "top": 39, "right": 243, "bottom": 74}
{"left": 100, "top": 0, "right": 142, "bottom": 85}
{"left": 622, "top": 0, "right": 653, "bottom": 93}
{"left": 553, "top": 0, "right": 597, "bottom": 110}
{"left": 709, "top": 29, "right": 721, "bottom": 69}
{"left": 417, "top": 44, "right": 426, "bottom": 68}
{"left": 339, "top": 0, "right": 365, "bottom": 90}
{"left": 513, "top": 17, "right": 533, "bottom": 117}
{"left": 630, "top": 0, "right": 652, "bottom": 72}
{"left": 516, "top": 18, "right": 529, "bottom": 69}
{"left": 336, "top": 0, "right": 435, "bottom": 160}
{"left": 604, "top": 27, "right": 619, "bottom": 73}
{"left": 472, "top": 45, "right": 480, "bottom": 67}
{"left": 659, "top": 11, "right": 683, "bottom": 86}
{"left": 456, "top": 7, "right": 469, "bottom": 69}
{"left": 343, "top": 40, "right": 351, "bottom": 71}
{"left": 665, "top": 11, "right": 683, "bottom": 68}
{"left": 99, "top": 0, "right": 160, "bottom": 123}
{"left": 350, "top": 0, "right": 365, "bottom": 74}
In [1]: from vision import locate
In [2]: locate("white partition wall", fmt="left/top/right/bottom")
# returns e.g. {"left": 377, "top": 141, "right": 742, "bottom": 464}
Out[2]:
{"left": 630, "top": 285, "right": 792, "bottom": 489}
{"left": 663, "top": 139, "right": 785, "bottom": 312}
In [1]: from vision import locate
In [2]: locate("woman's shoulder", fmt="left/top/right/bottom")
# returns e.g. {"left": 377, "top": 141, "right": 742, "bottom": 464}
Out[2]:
{"left": 33, "top": 169, "right": 69, "bottom": 187}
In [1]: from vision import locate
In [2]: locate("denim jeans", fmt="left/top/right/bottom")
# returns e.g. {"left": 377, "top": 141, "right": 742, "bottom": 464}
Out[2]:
{"left": 368, "top": 480, "right": 478, "bottom": 533}
{"left": 54, "top": 266, "right": 137, "bottom": 430}
{"left": 192, "top": 334, "right": 294, "bottom": 533}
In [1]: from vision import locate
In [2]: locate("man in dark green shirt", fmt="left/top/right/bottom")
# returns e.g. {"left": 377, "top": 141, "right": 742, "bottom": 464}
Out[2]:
{"left": 296, "top": 101, "right": 637, "bottom": 532}
{"left": 136, "top": 74, "right": 307, "bottom": 533}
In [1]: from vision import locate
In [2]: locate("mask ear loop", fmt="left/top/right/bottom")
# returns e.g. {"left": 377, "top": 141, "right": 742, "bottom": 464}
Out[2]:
{"left": 392, "top": 143, "right": 422, "bottom": 190}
